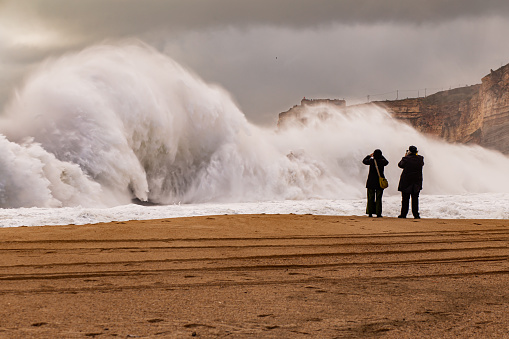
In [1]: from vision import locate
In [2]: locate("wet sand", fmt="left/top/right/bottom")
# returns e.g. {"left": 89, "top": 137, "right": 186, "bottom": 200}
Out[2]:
{"left": 1, "top": 214, "right": 509, "bottom": 338}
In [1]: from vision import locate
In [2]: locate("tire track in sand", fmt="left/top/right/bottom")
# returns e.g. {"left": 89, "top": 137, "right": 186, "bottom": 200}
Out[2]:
{"left": 1, "top": 225, "right": 509, "bottom": 294}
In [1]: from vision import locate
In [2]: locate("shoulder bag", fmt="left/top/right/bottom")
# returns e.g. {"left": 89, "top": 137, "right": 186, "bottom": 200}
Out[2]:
{"left": 374, "top": 159, "right": 389, "bottom": 189}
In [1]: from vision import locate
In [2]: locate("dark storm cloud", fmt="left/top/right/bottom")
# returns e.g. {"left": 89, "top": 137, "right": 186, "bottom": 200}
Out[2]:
{"left": 18, "top": 0, "right": 509, "bottom": 36}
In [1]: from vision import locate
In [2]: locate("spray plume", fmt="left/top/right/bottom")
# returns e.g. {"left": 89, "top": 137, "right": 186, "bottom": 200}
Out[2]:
{"left": 0, "top": 42, "right": 507, "bottom": 208}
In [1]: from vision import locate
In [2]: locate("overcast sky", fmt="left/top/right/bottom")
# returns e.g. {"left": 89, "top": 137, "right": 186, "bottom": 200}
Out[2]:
{"left": 1, "top": 0, "right": 509, "bottom": 125}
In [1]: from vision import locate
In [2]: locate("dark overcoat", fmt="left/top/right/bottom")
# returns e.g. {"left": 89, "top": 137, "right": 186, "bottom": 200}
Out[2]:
{"left": 397, "top": 154, "right": 424, "bottom": 193}
{"left": 362, "top": 155, "right": 388, "bottom": 189}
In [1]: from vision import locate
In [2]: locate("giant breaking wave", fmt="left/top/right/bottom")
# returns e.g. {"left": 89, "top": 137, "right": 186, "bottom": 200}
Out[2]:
{"left": 0, "top": 42, "right": 508, "bottom": 208}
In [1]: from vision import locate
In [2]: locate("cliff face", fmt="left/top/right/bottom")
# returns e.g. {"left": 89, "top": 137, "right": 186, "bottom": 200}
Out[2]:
{"left": 277, "top": 63, "right": 509, "bottom": 154}
{"left": 374, "top": 85, "right": 483, "bottom": 145}
{"left": 478, "top": 67, "right": 509, "bottom": 152}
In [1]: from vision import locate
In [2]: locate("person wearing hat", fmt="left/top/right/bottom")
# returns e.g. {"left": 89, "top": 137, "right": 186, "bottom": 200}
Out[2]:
{"left": 397, "top": 145, "right": 424, "bottom": 219}
{"left": 362, "top": 149, "right": 389, "bottom": 218}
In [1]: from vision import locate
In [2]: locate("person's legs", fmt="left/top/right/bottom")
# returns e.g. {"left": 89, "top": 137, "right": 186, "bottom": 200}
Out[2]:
{"left": 411, "top": 192, "right": 420, "bottom": 218}
{"left": 366, "top": 189, "right": 375, "bottom": 216}
{"left": 399, "top": 192, "right": 410, "bottom": 218}
{"left": 375, "top": 189, "right": 384, "bottom": 217}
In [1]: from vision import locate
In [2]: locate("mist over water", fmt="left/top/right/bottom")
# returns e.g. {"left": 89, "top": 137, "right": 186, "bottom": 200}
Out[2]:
{"left": 0, "top": 42, "right": 508, "bottom": 209}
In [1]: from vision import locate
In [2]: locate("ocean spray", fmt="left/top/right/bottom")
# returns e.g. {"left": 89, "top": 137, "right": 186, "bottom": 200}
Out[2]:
{"left": 0, "top": 42, "right": 508, "bottom": 208}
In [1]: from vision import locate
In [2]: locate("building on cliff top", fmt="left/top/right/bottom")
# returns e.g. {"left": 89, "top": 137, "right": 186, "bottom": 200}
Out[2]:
{"left": 277, "top": 63, "right": 509, "bottom": 154}
{"left": 277, "top": 98, "right": 346, "bottom": 129}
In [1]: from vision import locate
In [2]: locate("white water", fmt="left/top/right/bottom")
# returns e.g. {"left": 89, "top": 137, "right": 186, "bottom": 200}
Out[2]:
{"left": 0, "top": 42, "right": 508, "bottom": 226}
{"left": 0, "top": 194, "right": 508, "bottom": 227}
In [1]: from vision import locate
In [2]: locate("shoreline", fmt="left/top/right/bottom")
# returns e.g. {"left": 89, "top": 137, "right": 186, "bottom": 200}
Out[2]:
{"left": 1, "top": 214, "right": 509, "bottom": 337}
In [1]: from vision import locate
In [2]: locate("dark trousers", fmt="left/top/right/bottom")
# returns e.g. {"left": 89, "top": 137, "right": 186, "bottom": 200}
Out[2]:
{"left": 401, "top": 192, "right": 420, "bottom": 218}
{"left": 366, "top": 188, "right": 383, "bottom": 216}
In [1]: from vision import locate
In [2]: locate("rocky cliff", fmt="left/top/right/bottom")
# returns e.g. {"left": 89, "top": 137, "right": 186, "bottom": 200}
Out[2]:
{"left": 372, "top": 85, "right": 483, "bottom": 145}
{"left": 277, "top": 63, "right": 509, "bottom": 154}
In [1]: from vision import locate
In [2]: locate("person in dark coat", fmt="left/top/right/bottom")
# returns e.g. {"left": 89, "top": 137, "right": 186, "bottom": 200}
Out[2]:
{"left": 397, "top": 145, "right": 424, "bottom": 219}
{"left": 362, "top": 149, "right": 388, "bottom": 217}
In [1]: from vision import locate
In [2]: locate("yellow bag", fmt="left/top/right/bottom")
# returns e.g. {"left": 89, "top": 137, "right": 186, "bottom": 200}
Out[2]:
{"left": 374, "top": 159, "right": 389, "bottom": 189}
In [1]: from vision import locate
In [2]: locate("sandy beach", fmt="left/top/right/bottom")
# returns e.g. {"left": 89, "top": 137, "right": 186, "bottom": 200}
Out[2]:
{"left": 1, "top": 214, "right": 509, "bottom": 338}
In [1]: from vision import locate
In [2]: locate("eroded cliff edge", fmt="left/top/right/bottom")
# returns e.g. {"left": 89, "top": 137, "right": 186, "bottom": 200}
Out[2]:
{"left": 278, "top": 63, "right": 509, "bottom": 154}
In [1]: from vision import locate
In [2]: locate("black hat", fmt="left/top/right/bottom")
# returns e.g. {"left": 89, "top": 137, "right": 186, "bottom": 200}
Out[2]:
{"left": 408, "top": 145, "right": 418, "bottom": 154}
{"left": 373, "top": 149, "right": 382, "bottom": 158}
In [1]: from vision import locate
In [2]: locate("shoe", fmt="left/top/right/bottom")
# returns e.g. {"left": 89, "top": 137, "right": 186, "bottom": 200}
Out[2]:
{"left": 368, "top": 214, "right": 373, "bottom": 217}
{"left": 397, "top": 215, "right": 406, "bottom": 218}
{"left": 377, "top": 215, "right": 383, "bottom": 218}
{"left": 414, "top": 215, "right": 421, "bottom": 219}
